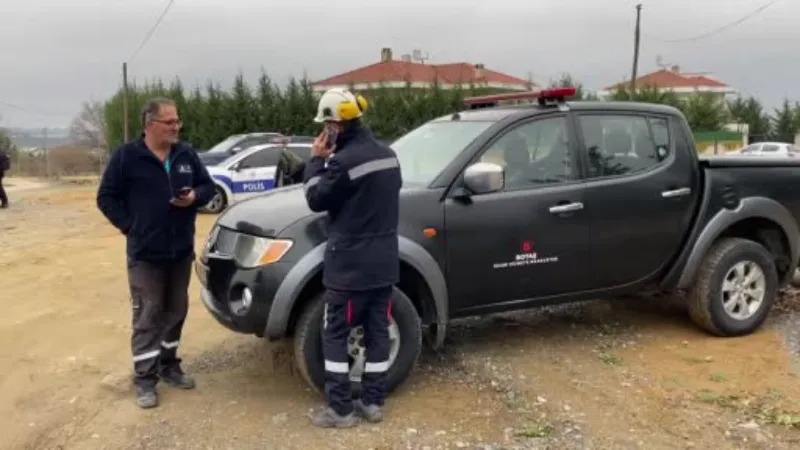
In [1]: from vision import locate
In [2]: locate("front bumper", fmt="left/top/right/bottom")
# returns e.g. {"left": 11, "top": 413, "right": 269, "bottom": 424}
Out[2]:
{"left": 195, "top": 254, "right": 292, "bottom": 337}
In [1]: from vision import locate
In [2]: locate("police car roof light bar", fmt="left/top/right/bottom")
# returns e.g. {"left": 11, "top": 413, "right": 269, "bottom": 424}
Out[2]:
{"left": 462, "top": 87, "right": 577, "bottom": 109}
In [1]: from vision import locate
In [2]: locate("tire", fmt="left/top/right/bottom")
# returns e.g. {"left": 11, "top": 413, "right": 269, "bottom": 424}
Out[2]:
{"left": 791, "top": 268, "right": 800, "bottom": 288}
{"left": 293, "top": 286, "right": 422, "bottom": 398}
{"left": 203, "top": 186, "right": 227, "bottom": 214}
{"left": 687, "top": 237, "right": 778, "bottom": 337}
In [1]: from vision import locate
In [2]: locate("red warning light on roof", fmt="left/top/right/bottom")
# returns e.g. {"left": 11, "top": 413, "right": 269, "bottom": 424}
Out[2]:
{"left": 462, "top": 87, "right": 577, "bottom": 109}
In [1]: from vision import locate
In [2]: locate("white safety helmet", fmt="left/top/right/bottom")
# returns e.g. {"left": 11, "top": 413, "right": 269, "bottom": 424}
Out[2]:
{"left": 313, "top": 87, "right": 369, "bottom": 123}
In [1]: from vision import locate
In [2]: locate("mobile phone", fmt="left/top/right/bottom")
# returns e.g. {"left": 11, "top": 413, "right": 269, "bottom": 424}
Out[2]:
{"left": 172, "top": 186, "right": 191, "bottom": 200}
{"left": 323, "top": 123, "right": 338, "bottom": 149}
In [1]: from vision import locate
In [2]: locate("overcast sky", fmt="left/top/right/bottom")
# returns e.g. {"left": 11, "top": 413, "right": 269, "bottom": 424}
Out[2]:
{"left": 1, "top": 0, "right": 797, "bottom": 129}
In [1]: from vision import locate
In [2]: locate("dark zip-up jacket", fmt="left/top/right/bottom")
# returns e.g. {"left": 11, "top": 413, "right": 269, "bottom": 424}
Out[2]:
{"left": 303, "top": 123, "right": 402, "bottom": 291}
{"left": 97, "top": 136, "right": 215, "bottom": 263}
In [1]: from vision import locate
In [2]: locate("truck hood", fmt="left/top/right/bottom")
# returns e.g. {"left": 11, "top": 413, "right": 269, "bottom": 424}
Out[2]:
{"left": 215, "top": 184, "right": 316, "bottom": 237}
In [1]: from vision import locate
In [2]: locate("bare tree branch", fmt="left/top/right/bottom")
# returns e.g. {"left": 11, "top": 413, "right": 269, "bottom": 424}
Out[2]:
{"left": 69, "top": 101, "right": 107, "bottom": 149}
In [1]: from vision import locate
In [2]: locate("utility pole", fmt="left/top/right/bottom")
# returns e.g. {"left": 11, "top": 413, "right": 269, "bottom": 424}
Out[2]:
{"left": 630, "top": 4, "right": 642, "bottom": 93}
{"left": 122, "top": 62, "right": 129, "bottom": 142}
{"left": 43, "top": 126, "right": 49, "bottom": 178}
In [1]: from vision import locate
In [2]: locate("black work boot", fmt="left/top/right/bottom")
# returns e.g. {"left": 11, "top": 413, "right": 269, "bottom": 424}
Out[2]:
{"left": 353, "top": 399, "right": 383, "bottom": 423}
{"left": 311, "top": 407, "right": 358, "bottom": 428}
{"left": 135, "top": 384, "right": 158, "bottom": 409}
{"left": 158, "top": 365, "right": 196, "bottom": 389}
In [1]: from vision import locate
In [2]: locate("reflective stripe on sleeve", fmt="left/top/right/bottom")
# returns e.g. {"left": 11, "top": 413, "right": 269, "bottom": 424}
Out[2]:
{"left": 304, "top": 176, "right": 320, "bottom": 193}
{"left": 348, "top": 157, "right": 399, "bottom": 180}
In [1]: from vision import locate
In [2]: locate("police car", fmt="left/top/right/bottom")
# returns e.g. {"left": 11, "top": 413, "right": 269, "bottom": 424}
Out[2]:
{"left": 201, "top": 141, "right": 310, "bottom": 214}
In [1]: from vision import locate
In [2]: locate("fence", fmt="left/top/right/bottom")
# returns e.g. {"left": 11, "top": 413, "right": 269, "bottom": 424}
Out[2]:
{"left": 7, "top": 146, "right": 108, "bottom": 179}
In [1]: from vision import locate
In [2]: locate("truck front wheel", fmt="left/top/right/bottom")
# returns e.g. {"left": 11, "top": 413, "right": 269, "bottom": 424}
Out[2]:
{"left": 687, "top": 237, "right": 778, "bottom": 336}
{"left": 293, "top": 286, "right": 422, "bottom": 398}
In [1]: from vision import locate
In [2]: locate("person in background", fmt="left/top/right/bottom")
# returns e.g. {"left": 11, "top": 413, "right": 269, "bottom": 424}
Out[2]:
{"left": 302, "top": 88, "right": 402, "bottom": 428}
{"left": 96, "top": 97, "right": 215, "bottom": 409}
{"left": 0, "top": 147, "right": 9, "bottom": 208}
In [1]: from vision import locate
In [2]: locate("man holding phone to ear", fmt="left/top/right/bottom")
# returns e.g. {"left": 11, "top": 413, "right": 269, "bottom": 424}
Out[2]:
{"left": 303, "top": 88, "right": 402, "bottom": 428}
{"left": 97, "top": 97, "right": 215, "bottom": 409}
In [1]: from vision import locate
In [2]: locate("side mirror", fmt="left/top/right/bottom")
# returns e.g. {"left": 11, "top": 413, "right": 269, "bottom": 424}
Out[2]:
{"left": 463, "top": 162, "right": 504, "bottom": 195}
{"left": 229, "top": 147, "right": 241, "bottom": 154}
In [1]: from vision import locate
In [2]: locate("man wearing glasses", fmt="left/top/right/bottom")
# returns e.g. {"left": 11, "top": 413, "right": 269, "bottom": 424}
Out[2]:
{"left": 97, "top": 98, "right": 215, "bottom": 408}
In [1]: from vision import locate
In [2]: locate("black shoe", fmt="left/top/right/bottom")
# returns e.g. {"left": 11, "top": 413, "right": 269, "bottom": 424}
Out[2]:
{"left": 159, "top": 367, "right": 196, "bottom": 389}
{"left": 135, "top": 384, "right": 158, "bottom": 409}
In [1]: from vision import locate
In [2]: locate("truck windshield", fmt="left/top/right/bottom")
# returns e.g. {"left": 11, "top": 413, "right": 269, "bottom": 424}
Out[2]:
{"left": 391, "top": 120, "right": 494, "bottom": 186}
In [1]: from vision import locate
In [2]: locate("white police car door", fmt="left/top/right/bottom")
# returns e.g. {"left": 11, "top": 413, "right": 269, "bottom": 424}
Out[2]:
{"left": 229, "top": 147, "right": 280, "bottom": 202}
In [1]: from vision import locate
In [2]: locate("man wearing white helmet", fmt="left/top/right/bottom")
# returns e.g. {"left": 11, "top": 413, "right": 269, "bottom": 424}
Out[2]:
{"left": 303, "top": 88, "right": 402, "bottom": 428}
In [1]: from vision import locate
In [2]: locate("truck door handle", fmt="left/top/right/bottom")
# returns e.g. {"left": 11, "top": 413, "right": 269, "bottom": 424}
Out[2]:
{"left": 549, "top": 202, "right": 584, "bottom": 214}
{"left": 661, "top": 187, "right": 691, "bottom": 198}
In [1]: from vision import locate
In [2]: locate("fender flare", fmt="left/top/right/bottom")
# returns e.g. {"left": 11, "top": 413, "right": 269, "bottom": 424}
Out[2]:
{"left": 676, "top": 196, "right": 800, "bottom": 289}
{"left": 264, "top": 236, "right": 450, "bottom": 349}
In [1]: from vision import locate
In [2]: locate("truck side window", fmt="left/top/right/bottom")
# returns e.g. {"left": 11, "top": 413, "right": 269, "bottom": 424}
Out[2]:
{"left": 578, "top": 114, "right": 666, "bottom": 178}
{"left": 479, "top": 116, "right": 573, "bottom": 191}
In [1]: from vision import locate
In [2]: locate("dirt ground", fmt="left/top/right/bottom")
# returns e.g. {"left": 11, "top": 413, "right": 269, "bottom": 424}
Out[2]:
{"left": 2, "top": 176, "right": 800, "bottom": 450}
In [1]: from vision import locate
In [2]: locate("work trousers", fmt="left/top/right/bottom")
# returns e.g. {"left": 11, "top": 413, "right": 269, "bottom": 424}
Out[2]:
{"left": 322, "top": 286, "right": 393, "bottom": 416}
{"left": 127, "top": 255, "right": 193, "bottom": 387}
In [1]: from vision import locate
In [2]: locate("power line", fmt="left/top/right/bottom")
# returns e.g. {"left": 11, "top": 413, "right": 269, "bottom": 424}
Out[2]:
{"left": 645, "top": 0, "right": 780, "bottom": 43}
{"left": 128, "top": 0, "right": 176, "bottom": 63}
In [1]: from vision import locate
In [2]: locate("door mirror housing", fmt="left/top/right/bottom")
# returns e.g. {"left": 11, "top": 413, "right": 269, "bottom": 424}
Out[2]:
{"left": 463, "top": 162, "right": 504, "bottom": 195}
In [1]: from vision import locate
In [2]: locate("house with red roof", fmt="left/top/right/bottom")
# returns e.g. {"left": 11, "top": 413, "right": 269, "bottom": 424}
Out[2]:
{"left": 312, "top": 48, "right": 533, "bottom": 93}
{"left": 597, "top": 65, "right": 738, "bottom": 102}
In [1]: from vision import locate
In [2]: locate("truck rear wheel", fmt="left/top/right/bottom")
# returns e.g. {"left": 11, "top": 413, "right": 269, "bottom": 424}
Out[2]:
{"left": 687, "top": 237, "right": 778, "bottom": 336}
{"left": 293, "top": 286, "right": 422, "bottom": 398}
{"left": 791, "top": 268, "right": 800, "bottom": 288}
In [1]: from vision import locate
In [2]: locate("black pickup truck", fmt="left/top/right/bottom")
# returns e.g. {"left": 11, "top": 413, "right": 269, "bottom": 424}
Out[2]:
{"left": 195, "top": 88, "right": 800, "bottom": 397}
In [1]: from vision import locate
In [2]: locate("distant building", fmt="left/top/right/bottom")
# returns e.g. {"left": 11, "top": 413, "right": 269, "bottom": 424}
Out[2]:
{"left": 312, "top": 48, "right": 533, "bottom": 92}
{"left": 597, "top": 65, "right": 738, "bottom": 103}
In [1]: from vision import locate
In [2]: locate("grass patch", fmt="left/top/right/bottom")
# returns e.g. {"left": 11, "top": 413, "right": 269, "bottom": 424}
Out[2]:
{"left": 694, "top": 389, "right": 800, "bottom": 430}
{"left": 598, "top": 353, "right": 621, "bottom": 366}
{"left": 515, "top": 422, "right": 554, "bottom": 438}
{"left": 708, "top": 373, "right": 727, "bottom": 383}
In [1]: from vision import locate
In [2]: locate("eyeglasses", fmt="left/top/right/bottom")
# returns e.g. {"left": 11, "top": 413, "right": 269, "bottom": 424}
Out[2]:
{"left": 152, "top": 119, "right": 182, "bottom": 127}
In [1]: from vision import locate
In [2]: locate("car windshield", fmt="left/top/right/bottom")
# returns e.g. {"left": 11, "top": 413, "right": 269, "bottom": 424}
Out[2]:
{"left": 391, "top": 120, "right": 494, "bottom": 186}
{"left": 206, "top": 135, "right": 243, "bottom": 154}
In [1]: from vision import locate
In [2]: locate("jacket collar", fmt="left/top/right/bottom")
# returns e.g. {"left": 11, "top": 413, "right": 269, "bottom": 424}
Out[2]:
{"left": 334, "top": 121, "right": 371, "bottom": 151}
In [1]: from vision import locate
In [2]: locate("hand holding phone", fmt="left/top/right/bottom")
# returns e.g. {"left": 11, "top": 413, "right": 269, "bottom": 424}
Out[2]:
{"left": 170, "top": 186, "right": 195, "bottom": 207}
{"left": 312, "top": 129, "right": 333, "bottom": 158}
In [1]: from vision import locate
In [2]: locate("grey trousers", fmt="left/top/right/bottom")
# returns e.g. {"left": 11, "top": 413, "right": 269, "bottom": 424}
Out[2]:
{"left": 127, "top": 255, "right": 193, "bottom": 387}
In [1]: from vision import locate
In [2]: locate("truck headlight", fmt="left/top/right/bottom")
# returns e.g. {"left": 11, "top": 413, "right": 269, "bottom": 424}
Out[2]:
{"left": 235, "top": 236, "right": 293, "bottom": 268}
